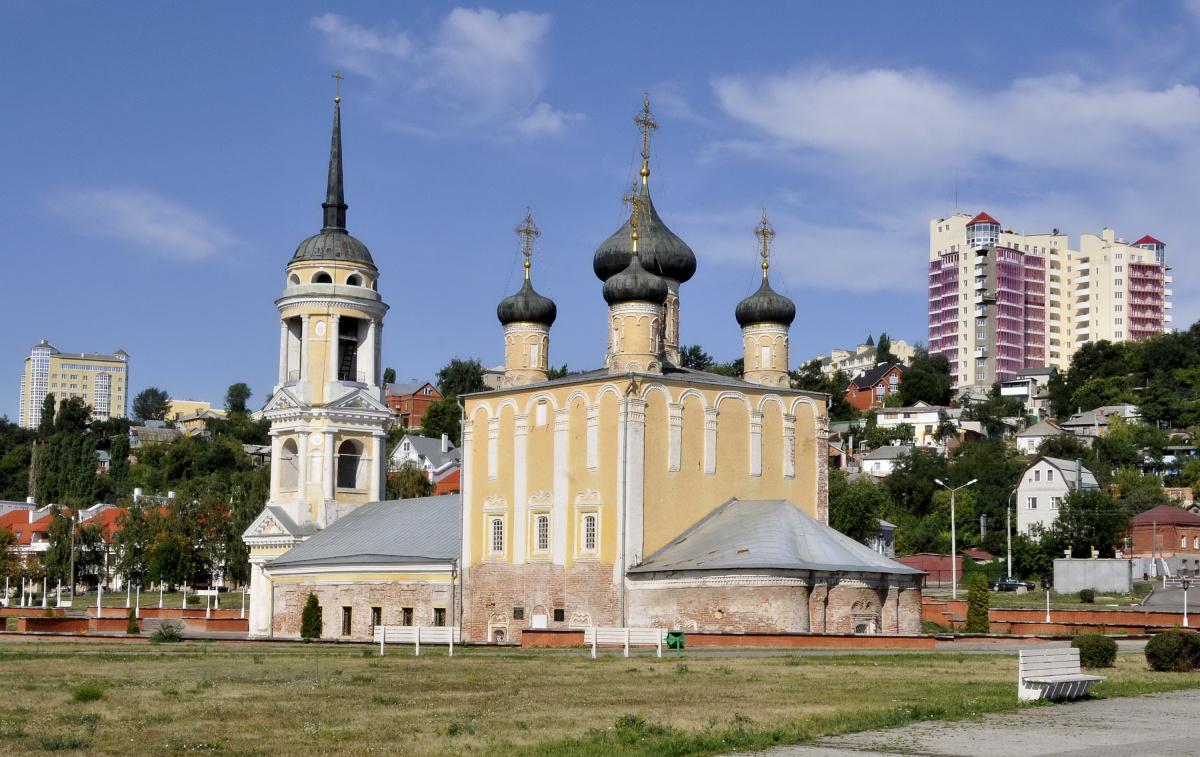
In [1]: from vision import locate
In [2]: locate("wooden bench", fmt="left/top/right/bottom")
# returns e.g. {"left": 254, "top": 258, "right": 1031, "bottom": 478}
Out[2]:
{"left": 582, "top": 627, "right": 666, "bottom": 658}
{"left": 1018, "top": 648, "right": 1105, "bottom": 702}
{"left": 374, "top": 625, "right": 461, "bottom": 656}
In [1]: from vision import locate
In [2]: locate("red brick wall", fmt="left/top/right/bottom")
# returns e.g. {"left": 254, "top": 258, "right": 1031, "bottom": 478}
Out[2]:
{"left": 520, "top": 628, "right": 934, "bottom": 649}
{"left": 16, "top": 617, "right": 89, "bottom": 632}
{"left": 464, "top": 561, "right": 618, "bottom": 643}
{"left": 627, "top": 583, "right": 812, "bottom": 632}
{"left": 274, "top": 581, "right": 455, "bottom": 641}
{"left": 1132, "top": 522, "right": 1200, "bottom": 553}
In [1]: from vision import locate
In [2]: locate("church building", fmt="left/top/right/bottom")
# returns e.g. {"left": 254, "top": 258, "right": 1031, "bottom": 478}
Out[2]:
{"left": 243, "top": 91, "right": 921, "bottom": 642}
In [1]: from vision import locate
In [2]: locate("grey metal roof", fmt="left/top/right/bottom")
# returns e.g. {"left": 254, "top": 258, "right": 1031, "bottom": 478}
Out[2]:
{"left": 1037, "top": 457, "right": 1099, "bottom": 489}
{"left": 847, "top": 362, "right": 903, "bottom": 390}
{"left": 462, "top": 364, "right": 827, "bottom": 400}
{"left": 1017, "top": 419, "right": 1062, "bottom": 438}
{"left": 396, "top": 434, "right": 461, "bottom": 469}
{"left": 629, "top": 499, "right": 922, "bottom": 575}
{"left": 385, "top": 381, "right": 434, "bottom": 397}
{"left": 267, "top": 506, "right": 318, "bottom": 538}
{"left": 859, "top": 444, "right": 912, "bottom": 461}
{"left": 269, "top": 495, "right": 460, "bottom": 568}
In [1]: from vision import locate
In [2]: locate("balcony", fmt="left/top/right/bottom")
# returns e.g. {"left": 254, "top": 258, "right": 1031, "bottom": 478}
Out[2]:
{"left": 1074, "top": 276, "right": 1090, "bottom": 286}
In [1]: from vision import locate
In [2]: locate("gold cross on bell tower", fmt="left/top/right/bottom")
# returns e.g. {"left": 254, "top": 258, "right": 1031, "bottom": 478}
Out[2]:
{"left": 623, "top": 180, "right": 647, "bottom": 252}
{"left": 332, "top": 71, "right": 344, "bottom": 103}
{"left": 515, "top": 207, "right": 541, "bottom": 280}
{"left": 755, "top": 209, "right": 776, "bottom": 279}
{"left": 634, "top": 93, "right": 657, "bottom": 186}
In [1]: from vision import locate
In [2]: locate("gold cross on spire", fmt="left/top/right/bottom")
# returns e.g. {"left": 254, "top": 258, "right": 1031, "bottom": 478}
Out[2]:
{"left": 623, "top": 180, "right": 646, "bottom": 252}
{"left": 634, "top": 92, "right": 657, "bottom": 183}
{"left": 515, "top": 207, "right": 540, "bottom": 280}
{"left": 755, "top": 209, "right": 776, "bottom": 279}
{"left": 333, "top": 71, "right": 344, "bottom": 103}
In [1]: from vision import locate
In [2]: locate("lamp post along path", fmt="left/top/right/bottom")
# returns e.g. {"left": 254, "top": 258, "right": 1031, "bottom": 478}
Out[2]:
{"left": 935, "top": 478, "right": 977, "bottom": 600}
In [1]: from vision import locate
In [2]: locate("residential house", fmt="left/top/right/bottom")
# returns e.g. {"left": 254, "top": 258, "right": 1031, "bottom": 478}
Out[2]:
{"left": 875, "top": 402, "right": 947, "bottom": 448}
{"left": 388, "top": 433, "right": 462, "bottom": 489}
{"left": 129, "top": 420, "right": 182, "bottom": 449}
{"left": 815, "top": 335, "right": 916, "bottom": 378}
{"left": 1016, "top": 419, "right": 1064, "bottom": 455}
{"left": 1016, "top": 457, "right": 1099, "bottom": 535}
{"left": 859, "top": 445, "right": 912, "bottom": 477}
{"left": 845, "top": 362, "right": 904, "bottom": 412}
{"left": 998, "top": 367, "right": 1056, "bottom": 419}
{"left": 1130, "top": 506, "right": 1200, "bottom": 558}
{"left": 384, "top": 381, "right": 442, "bottom": 429}
{"left": 895, "top": 553, "right": 962, "bottom": 588}
{"left": 1060, "top": 404, "right": 1141, "bottom": 441}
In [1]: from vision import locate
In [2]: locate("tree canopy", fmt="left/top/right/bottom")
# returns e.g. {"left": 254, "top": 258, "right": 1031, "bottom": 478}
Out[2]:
{"left": 224, "top": 383, "right": 253, "bottom": 415}
{"left": 897, "top": 347, "right": 953, "bottom": 406}
{"left": 132, "top": 387, "right": 171, "bottom": 422}
{"left": 875, "top": 333, "right": 898, "bottom": 364}
{"left": 436, "top": 358, "right": 486, "bottom": 399}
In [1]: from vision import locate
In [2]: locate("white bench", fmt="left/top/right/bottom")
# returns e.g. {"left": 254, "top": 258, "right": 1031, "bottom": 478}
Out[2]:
{"left": 1018, "top": 648, "right": 1105, "bottom": 702}
{"left": 582, "top": 627, "right": 666, "bottom": 658}
{"left": 374, "top": 625, "right": 461, "bottom": 656}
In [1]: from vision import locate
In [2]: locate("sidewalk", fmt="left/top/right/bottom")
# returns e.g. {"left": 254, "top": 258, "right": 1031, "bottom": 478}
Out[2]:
{"left": 742, "top": 689, "right": 1199, "bottom": 756}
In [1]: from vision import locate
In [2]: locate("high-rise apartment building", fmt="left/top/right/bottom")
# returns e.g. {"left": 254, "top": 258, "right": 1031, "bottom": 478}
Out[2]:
{"left": 18, "top": 340, "right": 129, "bottom": 428}
{"left": 929, "top": 212, "right": 1172, "bottom": 390}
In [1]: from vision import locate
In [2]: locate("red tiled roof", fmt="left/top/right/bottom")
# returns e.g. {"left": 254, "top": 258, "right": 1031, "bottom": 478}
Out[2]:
{"left": 1132, "top": 235, "right": 1164, "bottom": 247}
{"left": 963, "top": 548, "right": 995, "bottom": 561}
{"left": 967, "top": 211, "right": 1000, "bottom": 226}
{"left": 1131, "top": 505, "right": 1200, "bottom": 527}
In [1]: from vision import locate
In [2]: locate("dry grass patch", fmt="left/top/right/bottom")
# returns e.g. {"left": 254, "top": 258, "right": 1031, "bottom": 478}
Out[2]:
{"left": 0, "top": 642, "right": 1196, "bottom": 755}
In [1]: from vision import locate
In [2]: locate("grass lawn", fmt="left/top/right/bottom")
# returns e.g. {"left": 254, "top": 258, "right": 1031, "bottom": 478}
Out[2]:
{"left": 15, "top": 590, "right": 249, "bottom": 611}
{"left": 983, "top": 582, "right": 1154, "bottom": 611}
{"left": 0, "top": 642, "right": 1198, "bottom": 755}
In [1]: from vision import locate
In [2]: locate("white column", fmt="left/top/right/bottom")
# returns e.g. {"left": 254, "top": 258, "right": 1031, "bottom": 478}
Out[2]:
{"left": 553, "top": 409, "right": 570, "bottom": 564}
{"left": 278, "top": 319, "right": 289, "bottom": 386}
{"left": 513, "top": 414, "right": 529, "bottom": 565}
{"left": 623, "top": 398, "right": 647, "bottom": 567}
{"left": 297, "top": 431, "right": 309, "bottom": 503}
{"left": 586, "top": 404, "right": 599, "bottom": 470}
{"left": 328, "top": 314, "right": 341, "bottom": 382}
{"left": 248, "top": 561, "right": 271, "bottom": 638}
{"left": 299, "top": 315, "right": 311, "bottom": 382}
{"left": 364, "top": 320, "right": 377, "bottom": 386}
{"left": 703, "top": 408, "right": 719, "bottom": 475}
{"left": 269, "top": 433, "right": 282, "bottom": 500}
{"left": 487, "top": 418, "right": 499, "bottom": 479}
{"left": 749, "top": 410, "right": 763, "bottom": 477}
{"left": 369, "top": 434, "right": 382, "bottom": 502}
{"left": 375, "top": 322, "right": 383, "bottom": 389}
{"left": 783, "top": 414, "right": 797, "bottom": 479}
{"left": 323, "top": 431, "right": 335, "bottom": 500}
{"left": 667, "top": 403, "right": 682, "bottom": 472}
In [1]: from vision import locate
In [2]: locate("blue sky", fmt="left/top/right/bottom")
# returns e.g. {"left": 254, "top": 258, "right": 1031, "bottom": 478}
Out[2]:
{"left": 4, "top": 2, "right": 1199, "bottom": 418}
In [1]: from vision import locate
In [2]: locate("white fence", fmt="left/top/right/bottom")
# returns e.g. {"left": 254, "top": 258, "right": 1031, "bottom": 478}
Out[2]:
{"left": 374, "top": 625, "right": 461, "bottom": 656}
{"left": 582, "top": 627, "right": 666, "bottom": 658}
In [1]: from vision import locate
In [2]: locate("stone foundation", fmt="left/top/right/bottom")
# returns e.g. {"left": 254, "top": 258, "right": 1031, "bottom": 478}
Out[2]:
{"left": 463, "top": 561, "right": 618, "bottom": 643}
{"left": 272, "top": 581, "right": 454, "bottom": 641}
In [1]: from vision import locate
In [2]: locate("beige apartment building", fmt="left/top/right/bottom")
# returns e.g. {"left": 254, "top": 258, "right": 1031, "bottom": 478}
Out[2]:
{"left": 18, "top": 340, "right": 129, "bottom": 428}
{"left": 929, "top": 212, "right": 1172, "bottom": 389}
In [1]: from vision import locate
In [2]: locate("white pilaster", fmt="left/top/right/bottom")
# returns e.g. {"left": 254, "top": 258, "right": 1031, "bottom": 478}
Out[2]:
{"left": 278, "top": 320, "right": 288, "bottom": 387}
{"left": 783, "top": 414, "right": 796, "bottom": 479}
{"left": 487, "top": 418, "right": 499, "bottom": 479}
{"left": 513, "top": 413, "right": 529, "bottom": 565}
{"left": 460, "top": 421, "right": 474, "bottom": 592}
{"left": 323, "top": 431, "right": 335, "bottom": 500}
{"left": 297, "top": 430, "right": 309, "bottom": 506}
{"left": 553, "top": 408, "right": 569, "bottom": 564}
{"left": 328, "top": 314, "right": 341, "bottom": 382}
{"left": 703, "top": 408, "right": 718, "bottom": 475}
{"left": 667, "top": 402, "right": 682, "bottom": 472}
{"left": 369, "top": 434, "right": 382, "bottom": 501}
{"left": 749, "top": 410, "right": 763, "bottom": 477}
{"left": 623, "top": 398, "right": 647, "bottom": 567}
{"left": 299, "top": 315, "right": 311, "bottom": 382}
{"left": 363, "top": 319, "right": 376, "bottom": 386}
{"left": 269, "top": 433, "right": 282, "bottom": 499}
{"left": 248, "top": 560, "right": 271, "bottom": 638}
{"left": 586, "top": 404, "right": 599, "bottom": 470}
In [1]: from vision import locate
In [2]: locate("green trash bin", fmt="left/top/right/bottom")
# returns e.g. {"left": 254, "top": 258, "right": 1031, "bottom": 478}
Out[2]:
{"left": 666, "top": 631, "right": 685, "bottom": 650}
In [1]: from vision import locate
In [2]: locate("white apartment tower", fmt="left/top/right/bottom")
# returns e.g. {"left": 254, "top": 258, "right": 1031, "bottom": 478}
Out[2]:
{"left": 929, "top": 212, "right": 1172, "bottom": 390}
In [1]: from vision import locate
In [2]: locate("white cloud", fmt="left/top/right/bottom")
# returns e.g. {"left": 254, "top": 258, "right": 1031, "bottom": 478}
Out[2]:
{"left": 48, "top": 188, "right": 238, "bottom": 262}
{"left": 311, "top": 9, "right": 579, "bottom": 136}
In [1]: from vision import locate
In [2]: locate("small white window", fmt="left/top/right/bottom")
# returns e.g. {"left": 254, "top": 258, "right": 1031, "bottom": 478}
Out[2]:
{"left": 1183, "top": 536, "right": 1188, "bottom": 549}
{"left": 535, "top": 402, "right": 548, "bottom": 427}
{"left": 1034, "top": 470, "right": 1040, "bottom": 482}
{"left": 1047, "top": 470, "right": 1054, "bottom": 481}
{"left": 529, "top": 342, "right": 540, "bottom": 368}
{"left": 1051, "top": 497, "right": 1061, "bottom": 509}
{"left": 1028, "top": 497, "right": 1038, "bottom": 510}
{"left": 583, "top": 514, "right": 597, "bottom": 553}
{"left": 760, "top": 345, "right": 770, "bottom": 368}
{"left": 490, "top": 517, "right": 504, "bottom": 555}
{"left": 535, "top": 514, "right": 549, "bottom": 553}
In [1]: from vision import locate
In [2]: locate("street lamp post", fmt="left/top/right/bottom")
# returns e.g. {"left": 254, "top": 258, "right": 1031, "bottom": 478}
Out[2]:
{"left": 1183, "top": 578, "right": 1191, "bottom": 628}
{"left": 1007, "top": 489, "right": 1016, "bottom": 580}
{"left": 935, "top": 478, "right": 978, "bottom": 600}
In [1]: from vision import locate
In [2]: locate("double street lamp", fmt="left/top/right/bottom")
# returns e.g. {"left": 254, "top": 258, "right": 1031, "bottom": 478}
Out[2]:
{"left": 934, "top": 478, "right": 978, "bottom": 599}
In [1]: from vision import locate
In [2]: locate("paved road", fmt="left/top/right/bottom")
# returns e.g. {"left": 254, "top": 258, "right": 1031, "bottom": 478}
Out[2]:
{"left": 1141, "top": 585, "right": 1198, "bottom": 611}
{"left": 741, "top": 689, "right": 1199, "bottom": 757}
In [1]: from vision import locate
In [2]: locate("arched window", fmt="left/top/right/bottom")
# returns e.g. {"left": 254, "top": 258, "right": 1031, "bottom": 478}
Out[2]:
{"left": 313, "top": 271, "right": 333, "bottom": 284}
{"left": 280, "top": 439, "right": 299, "bottom": 490}
{"left": 336, "top": 439, "right": 362, "bottom": 489}
{"left": 288, "top": 273, "right": 300, "bottom": 286}
{"left": 535, "top": 514, "right": 549, "bottom": 553}
{"left": 346, "top": 274, "right": 362, "bottom": 287}
{"left": 490, "top": 517, "right": 504, "bottom": 555}
{"left": 583, "top": 514, "right": 597, "bottom": 553}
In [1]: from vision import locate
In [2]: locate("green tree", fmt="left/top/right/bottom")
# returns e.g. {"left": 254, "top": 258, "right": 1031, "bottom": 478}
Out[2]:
{"left": 54, "top": 397, "right": 92, "bottom": 433}
{"left": 0, "top": 419, "right": 35, "bottom": 501}
{"left": 883, "top": 448, "right": 949, "bottom": 517}
{"left": 300, "top": 593, "right": 322, "bottom": 641}
{"left": 435, "top": 358, "right": 486, "bottom": 399}
{"left": 1110, "top": 468, "right": 1170, "bottom": 516}
{"left": 148, "top": 533, "right": 191, "bottom": 590}
{"left": 126, "top": 607, "right": 140, "bottom": 635}
{"left": 224, "top": 383, "right": 253, "bottom": 415}
{"left": 828, "top": 471, "right": 888, "bottom": 544}
{"left": 965, "top": 574, "right": 990, "bottom": 633}
{"left": 420, "top": 398, "right": 463, "bottom": 446}
{"left": 1053, "top": 489, "right": 1128, "bottom": 558}
{"left": 875, "top": 333, "right": 898, "bottom": 364}
{"left": 132, "top": 387, "right": 171, "bottom": 423}
{"left": 38, "top": 394, "right": 57, "bottom": 436}
{"left": 107, "top": 433, "right": 130, "bottom": 486}
{"left": 708, "top": 358, "right": 744, "bottom": 379}
{"left": 547, "top": 364, "right": 570, "bottom": 380}
{"left": 34, "top": 432, "right": 98, "bottom": 507}
{"left": 0, "top": 526, "right": 18, "bottom": 582}
{"left": 679, "top": 345, "right": 714, "bottom": 371}
{"left": 382, "top": 367, "right": 397, "bottom": 386}
{"left": 387, "top": 464, "right": 435, "bottom": 500}
{"left": 898, "top": 348, "right": 952, "bottom": 406}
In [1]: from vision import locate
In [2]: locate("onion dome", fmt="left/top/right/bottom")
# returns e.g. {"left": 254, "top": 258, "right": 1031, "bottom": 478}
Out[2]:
{"left": 291, "top": 93, "right": 375, "bottom": 267}
{"left": 735, "top": 210, "right": 795, "bottom": 327}
{"left": 593, "top": 193, "right": 696, "bottom": 284}
{"left": 603, "top": 253, "right": 669, "bottom": 306}
{"left": 498, "top": 279, "right": 557, "bottom": 326}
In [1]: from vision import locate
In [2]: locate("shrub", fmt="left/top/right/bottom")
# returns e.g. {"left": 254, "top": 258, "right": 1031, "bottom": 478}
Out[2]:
{"left": 1079, "top": 589, "right": 1095, "bottom": 604}
{"left": 1071, "top": 634, "right": 1117, "bottom": 668}
{"left": 151, "top": 620, "right": 184, "bottom": 643}
{"left": 1144, "top": 630, "right": 1200, "bottom": 672}
{"left": 300, "top": 594, "right": 322, "bottom": 641}
{"left": 965, "top": 574, "right": 990, "bottom": 634}
{"left": 71, "top": 683, "right": 104, "bottom": 703}
{"left": 126, "top": 608, "right": 140, "bottom": 635}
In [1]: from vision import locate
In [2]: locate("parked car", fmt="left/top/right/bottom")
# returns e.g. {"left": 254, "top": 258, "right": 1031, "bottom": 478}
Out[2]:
{"left": 989, "top": 577, "right": 1035, "bottom": 592}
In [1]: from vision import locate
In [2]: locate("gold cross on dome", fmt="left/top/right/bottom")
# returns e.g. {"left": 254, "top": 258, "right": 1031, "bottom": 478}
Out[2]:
{"left": 634, "top": 92, "right": 657, "bottom": 161}
{"left": 622, "top": 181, "right": 646, "bottom": 230}
{"left": 515, "top": 207, "right": 540, "bottom": 278}
{"left": 755, "top": 209, "right": 775, "bottom": 277}
{"left": 332, "top": 71, "right": 344, "bottom": 102}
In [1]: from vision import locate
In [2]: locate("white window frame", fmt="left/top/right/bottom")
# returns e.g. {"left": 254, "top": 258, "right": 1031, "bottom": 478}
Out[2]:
{"left": 575, "top": 509, "right": 600, "bottom": 558}
{"left": 531, "top": 511, "right": 551, "bottom": 557}
{"left": 486, "top": 515, "right": 506, "bottom": 558}
{"left": 1027, "top": 496, "right": 1037, "bottom": 510}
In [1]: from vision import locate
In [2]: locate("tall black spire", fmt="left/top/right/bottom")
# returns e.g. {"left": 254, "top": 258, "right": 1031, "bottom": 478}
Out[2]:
{"left": 322, "top": 92, "right": 347, "bottom": 232}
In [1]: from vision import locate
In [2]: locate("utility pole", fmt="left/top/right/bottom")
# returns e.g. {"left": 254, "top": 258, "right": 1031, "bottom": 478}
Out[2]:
{"left": 936, "top": 478, "right": 978, "bottom": 600}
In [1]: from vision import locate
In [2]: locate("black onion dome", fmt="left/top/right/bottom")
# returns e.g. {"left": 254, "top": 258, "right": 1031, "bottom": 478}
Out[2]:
{"left": 603, "top": 255, "right": 669, "bottom": 306}
{"left": 735, "top": 277, "right": 796, "bottom": 327}
{"left": 593, "top": 193, "right": 696, "bottom": 284}
{"left": 498, "top": 279, "right": 557, "bottom": 326}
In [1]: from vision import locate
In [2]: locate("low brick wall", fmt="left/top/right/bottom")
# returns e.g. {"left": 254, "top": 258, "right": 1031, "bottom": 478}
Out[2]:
{"left": 16, "top": 617, "right": 89, "bottom": 633}
{"left": 922, "top": 594, "right": 1187, "bottom": 634}
{"left": 989, "top": 607, "right": 1185, "bottom": 627}
{"left": 139, "top": 608, "right": 243, "bottom": 620}
{"left": 182, "top": 618, "right": 249, "bottom": 633}
{"left": 520, "top": 629, "right": 935, "bottom": 650}
{"left": 0, "top": 607, "right": 65, "bottom": 618}
{"left": 91, "top": 618, "right": 133, "bottom": 633}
